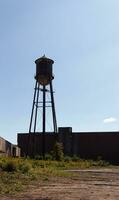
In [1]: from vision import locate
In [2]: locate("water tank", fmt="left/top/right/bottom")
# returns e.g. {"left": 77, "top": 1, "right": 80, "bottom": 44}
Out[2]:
{"left": 35, "top": 55, "right": 54, "bottom": 85}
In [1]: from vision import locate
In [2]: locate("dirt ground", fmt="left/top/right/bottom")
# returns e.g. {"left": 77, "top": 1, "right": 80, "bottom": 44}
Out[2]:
{"left": 1, "top": 168, "right": 119, "bottom": 200}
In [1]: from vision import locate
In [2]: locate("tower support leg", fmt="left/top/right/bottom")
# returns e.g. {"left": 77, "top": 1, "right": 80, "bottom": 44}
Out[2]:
{"left": 42, "top": 85, "right": 46, "bottom": 158}
{"left": 34, "top": 83, "right": 40, "bottom": 132}
{"left": 50, "top": 81, "right": 57, "bottom": 133}
{"left": 29, "top": 80, "right": 38, "bottom": 133}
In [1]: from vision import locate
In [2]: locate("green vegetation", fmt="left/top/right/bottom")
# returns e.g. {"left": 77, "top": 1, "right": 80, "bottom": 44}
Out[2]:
{"left": 0, "top": 156, "right": 109, "bottom": 195}
{"left": 51, "top": 142, "right": 64, "bottom": 161}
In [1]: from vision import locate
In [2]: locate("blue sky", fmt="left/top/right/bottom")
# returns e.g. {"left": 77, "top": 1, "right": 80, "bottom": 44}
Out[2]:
{"left": 0, "top": 0, "right": 119, "bottom": 144}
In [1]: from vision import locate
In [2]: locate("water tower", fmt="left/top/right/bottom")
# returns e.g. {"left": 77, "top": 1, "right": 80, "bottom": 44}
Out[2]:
{"left": 29, "top": 55, "right": 57, "bottom": 134}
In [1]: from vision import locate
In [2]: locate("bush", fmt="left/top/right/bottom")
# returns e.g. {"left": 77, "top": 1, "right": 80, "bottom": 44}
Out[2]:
{"left": 44, "top": 154, "right": 53, "bottom": 160}
{"left": 64, "top": 156, "right": 72, "bottom": 162}
{"left": 97, "top": 159, "right": 109, "bottom": 167}
{"left": 3, "top": 160, "right": 17, "bottom": 172}
{"left": 32, "top": 160, "right": 40, "bottom": 168}
{"left": 0, "top": 160, "right": 3, "bottom": 171}
{"left": 72, "top": 155, "right": 80, "bottom": 162}
{"left": 34, "top": 155, "right": 43, "bottom": 160}
{"left": 96, "top": 156, "right": 109, "bottom": 166}
{"left": 52, "top": 142, "right": 64, "bottom": 161}
{"left": 18, "top": 162, "right": 32, "bottom": 173}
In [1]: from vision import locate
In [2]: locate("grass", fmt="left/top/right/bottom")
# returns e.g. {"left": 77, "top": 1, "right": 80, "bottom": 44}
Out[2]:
{"left": 0, "top": 156, "right": 110, "bottom": 195}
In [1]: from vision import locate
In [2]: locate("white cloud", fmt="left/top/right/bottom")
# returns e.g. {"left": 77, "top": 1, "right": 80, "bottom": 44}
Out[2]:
{"left": 103, "top": 117, "right": 117, "bottom": 124}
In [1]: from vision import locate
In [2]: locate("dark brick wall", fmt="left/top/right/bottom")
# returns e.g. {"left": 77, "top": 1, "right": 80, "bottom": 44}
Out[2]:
{"left": 18, "top": 133, "right": 58, "bottom": 157}
{"left": 72, "top": 132, "right": 119, "bottom": 162}
{"left": 17, "top": 131, "right": 119, "bottom": 162}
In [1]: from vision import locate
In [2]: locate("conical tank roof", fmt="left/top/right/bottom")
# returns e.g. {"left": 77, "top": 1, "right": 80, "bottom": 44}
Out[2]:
{"left": 35, "top": 55, "right": 54, "bottom": 64}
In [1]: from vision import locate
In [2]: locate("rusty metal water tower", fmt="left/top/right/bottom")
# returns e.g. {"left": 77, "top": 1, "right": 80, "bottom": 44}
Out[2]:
{"left": 29, "top": 55, "right": 57, "bottom": 135}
